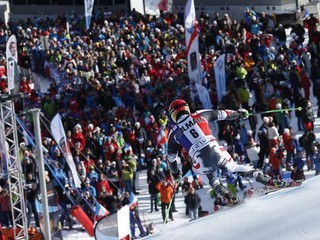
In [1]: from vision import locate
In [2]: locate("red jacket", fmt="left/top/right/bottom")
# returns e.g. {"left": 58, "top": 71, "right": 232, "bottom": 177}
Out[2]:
{"left": 269, "top": 147, "right": 284, "bottom": 171}
{"left": 282, "top": 133, "right": 294, "bottom": 152}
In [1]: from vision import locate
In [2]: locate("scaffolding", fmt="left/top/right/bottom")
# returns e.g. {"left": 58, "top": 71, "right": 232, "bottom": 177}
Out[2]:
{"left": 0, "top": 95, "right": 28, "bottom": 239}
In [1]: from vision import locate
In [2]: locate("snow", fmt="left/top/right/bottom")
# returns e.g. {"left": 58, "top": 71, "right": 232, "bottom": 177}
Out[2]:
{"left": 144, "top": 175, "right": 320, "bottom": 240}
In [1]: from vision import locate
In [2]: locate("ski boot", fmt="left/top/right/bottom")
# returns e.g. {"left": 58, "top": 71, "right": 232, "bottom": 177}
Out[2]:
{"left": 256, "top": 174, "right": 285, "bottom": 188}
{"left": 239, "top": 169, "right": 262, "bottom": 179}
{"left": 212, "top": 179, "right": 240, "bottom": 205}
{"left": 272, "top": 179, "right": 286, "bottom": 188}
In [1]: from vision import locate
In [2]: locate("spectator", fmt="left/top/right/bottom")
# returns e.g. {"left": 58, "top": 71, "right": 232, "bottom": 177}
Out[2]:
{"left": 246, "top": 130, "right": 260, "bottom": 169}
{"left": 147, "top": 169, "right": 160, "bottom": 213}
{"left": 121, "top": 159, "right": 135, "bottom": 193}
{"left": 0, "top": 189, "right": 12, "bottom": 227}
{"left": 269, "top": 142, "right": 284, "bottom": 180}
{"left": 299, "top": 123, "right": 316, "bottom": 171}
{"left": 291, "top": 148, "right": 305, "bottom": 181}
{"left": 184, "top": 187, "right": 201, "bottom": 221}
{"left": 121, "top": 191, "right": 147, "bottom": 239}
{"left": 282, "top": 128, "right": 295, "bottom": 171}
{"left": 156, "top": 180, "right": 174, "bottom": 223}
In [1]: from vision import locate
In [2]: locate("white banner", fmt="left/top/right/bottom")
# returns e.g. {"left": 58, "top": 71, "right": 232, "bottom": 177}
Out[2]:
{"left": 117, "top": 205, "right": 130, "bottom": 239}
{"left": 6, "top": 35, "right": 19, "bottom": 93}
{"left": 196, "top": 83, "right": 212, "bottom": 109}
{"left": 184, "top": 0, "right": 196, "bottom": 48}
{"left": 84, "top": 0, "right": 94, "bottom": 30}
{"left": 214, "top": 54, "right": 226, "bottom": 103}
{"left": 130, "top": 0, "right": 145, "bottom": 15}
{"left": 144, "top": 0, "right": 172, "bottom": 17}
{"left": 51, "top": 114, "right": 81, "bottom": 188}
{"left": 185, "top": 0, "right": 202, "bottom": 100}
{"left": 187, "top": 35, "right": 202, "bottom": 85}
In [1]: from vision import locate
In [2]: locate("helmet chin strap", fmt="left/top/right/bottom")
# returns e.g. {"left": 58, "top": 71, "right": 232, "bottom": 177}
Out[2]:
{"left": 175, "top": 110, "right": 190, "bottom": 122}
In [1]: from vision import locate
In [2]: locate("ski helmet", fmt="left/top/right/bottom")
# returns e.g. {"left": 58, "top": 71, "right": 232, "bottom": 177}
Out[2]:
{"left": 168, "top": 99, "right": 190, "bottom": 122}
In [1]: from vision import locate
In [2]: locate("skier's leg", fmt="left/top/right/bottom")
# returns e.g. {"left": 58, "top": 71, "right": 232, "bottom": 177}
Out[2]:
{"left": 206, "top": 172, "right": 240, "bottom": 205}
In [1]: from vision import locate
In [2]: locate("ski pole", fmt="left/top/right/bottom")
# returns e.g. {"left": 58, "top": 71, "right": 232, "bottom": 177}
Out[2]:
{"left": 248, "top": 107, "right": 303, "bottom": 116}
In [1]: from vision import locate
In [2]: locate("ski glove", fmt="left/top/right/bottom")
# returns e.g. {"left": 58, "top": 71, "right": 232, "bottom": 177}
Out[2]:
{"left": 238, "top": 108, "right": 249, "bottom": 120}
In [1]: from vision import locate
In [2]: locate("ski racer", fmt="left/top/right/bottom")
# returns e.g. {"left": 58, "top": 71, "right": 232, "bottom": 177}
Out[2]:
{"left": 167, "top": 99, "right": 284, "bottom": 204}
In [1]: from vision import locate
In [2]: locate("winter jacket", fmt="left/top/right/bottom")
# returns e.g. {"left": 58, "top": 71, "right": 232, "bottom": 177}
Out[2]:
{"left": 156, "top": 181, "right": 174, "bottom": 204}
{"left": 184, "top": 192, "right": 201, "bottom": 210}
{"left": 283, "top": 133, "right": 294, "bottom": 152}
{"left": 269, "top": 147, "right": 284, "bottom": 171}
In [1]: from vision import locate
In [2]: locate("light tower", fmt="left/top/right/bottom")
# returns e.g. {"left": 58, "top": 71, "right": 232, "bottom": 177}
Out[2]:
{"left": 0, "top": 94, "right": 28, "bottom": 239}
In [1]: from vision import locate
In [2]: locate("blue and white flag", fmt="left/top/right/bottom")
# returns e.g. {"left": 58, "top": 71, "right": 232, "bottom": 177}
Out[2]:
{"left": 95, "top": 202, "right": 109, "bottom": 221}
{"left": 196, "top": 83, "right": 212, "bottom": 109}
{"left": 214, "top": 54, "right": 226, "bottom": 103}
{"left": 84, "top": 0, "right": 94, "bottom": 30}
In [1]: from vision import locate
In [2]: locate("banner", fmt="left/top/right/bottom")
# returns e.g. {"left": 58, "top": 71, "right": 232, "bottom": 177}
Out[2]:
{"left": 187, "top": 35, "right": 202, "bottom": 86}
{"left": 185, "top": 0, "right": 202, "bottom": 100}
{"left": 195, "top": 83, "right": 212, "bottom": 109}
{"left": 35, "top": 179, "right": 63, "bottom": 239}
{"left": 6, "top": 34, "right": 20, "bottom": 93}
{"left": 0, "top": 116, "right": 9, "bottom": 176}
{"left": 144, "top": 0, "right": 172, "bottom": 16}
{"left": 84, "top": 0, "right": 94, "bottom": 30}
{"left": 50, "top": 114, "right": 82, "bottom": 188}
{"left": 94, "top": 205, "right": 130, "bottom": 240}
{"left": 214, "top": 54, "right": 226, "bottom": 103}
{"left": 184, "top": 0, "right": 196, "bottom": 48}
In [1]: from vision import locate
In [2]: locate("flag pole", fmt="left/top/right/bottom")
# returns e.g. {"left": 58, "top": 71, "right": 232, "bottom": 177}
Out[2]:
{"left": 31, "top": 108, "right": 52, "bottom": 240}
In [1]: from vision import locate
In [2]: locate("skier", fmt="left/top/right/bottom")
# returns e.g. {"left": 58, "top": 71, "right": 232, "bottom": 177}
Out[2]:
{"left": 167, "top": 99, "right": 284, "bottom": 204}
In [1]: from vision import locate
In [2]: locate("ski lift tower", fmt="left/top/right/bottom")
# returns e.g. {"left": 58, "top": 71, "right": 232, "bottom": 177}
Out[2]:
{"left": 0, "top": 94, "right": 28, "bottom": 239}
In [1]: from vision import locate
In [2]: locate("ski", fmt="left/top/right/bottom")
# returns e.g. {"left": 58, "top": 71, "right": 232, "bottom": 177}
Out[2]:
{"left": 213, "top": 180, "right": 303, "bottom": 213}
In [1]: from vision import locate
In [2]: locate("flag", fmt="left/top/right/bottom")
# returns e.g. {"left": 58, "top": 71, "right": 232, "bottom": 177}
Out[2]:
{"left": 84, "top": 0, "right": 94, "bottom": 30}
{"left": 129, "top": 0, "right": 145, "bottom": 15}
{"left": 94, "top": 205, "right": 130, "bottom": 240}
{"left": 180, "top": 170, "right": 194, "bottom": 183}
{"left": 95, "top": 202, "right": 109, "bottom": 221}
{"left": 128, "top": 192, "right": 138, "bottom": 210}
{"left": 157, "top": 126, "right": 167, "bottom": 145}
{"left": 196, "top": 83, "right": 212, "bottom": 109}
{"left": 66, "top": 11, "right": 70, "bottom": 33}
{"left": 159, "top": 0, "right": 172, "bottom": 12}
{"left": 51, "top": 114, "right": 82, "bottom": 188}
{"left": 184, "top": 0, "right": 202, "bottom": 99}
{"left": 6, "top": 34, "right": 19, "bottom": 93}
{"left": 184, "top": 0, "right": 196, "bottom": 47}
{"left": 144, "top": 0, "right": 172, "bottom": 17}
{"left": 187, "top": 35, "right": 202, "bottom": 85}
{"left": 214, "top": 54, "right": 226, "bottom": 103}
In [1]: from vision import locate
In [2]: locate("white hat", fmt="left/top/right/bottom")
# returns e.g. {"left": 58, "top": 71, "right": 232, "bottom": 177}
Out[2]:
{"left": 276, "top": 103, "right": 282, "bottom": 109}
{"left": 93, "top": 127, "right": 101, "bottom": 133}
{"left": 263, "top": 116, "right": 270, "bottom": 124}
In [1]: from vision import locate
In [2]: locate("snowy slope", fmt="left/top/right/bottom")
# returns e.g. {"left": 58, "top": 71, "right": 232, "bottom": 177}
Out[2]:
{"left": 144, "top": 176, "right": 320, "bottom": 240}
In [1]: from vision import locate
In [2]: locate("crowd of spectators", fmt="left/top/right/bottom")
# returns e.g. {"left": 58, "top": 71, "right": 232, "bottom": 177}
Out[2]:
{"left": 0, "top": 4, "right": 319, "bottom": 236}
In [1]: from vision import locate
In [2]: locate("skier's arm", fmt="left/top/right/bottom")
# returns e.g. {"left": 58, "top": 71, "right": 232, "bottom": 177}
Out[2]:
{"left": 166, "top": 130, "right": 181, "bottom": 177}
{"left": 197, "top": 109, "right": 249, "bottom": 121}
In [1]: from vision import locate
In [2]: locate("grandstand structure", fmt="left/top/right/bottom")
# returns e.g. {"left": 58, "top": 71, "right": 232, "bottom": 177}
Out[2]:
{"left": 0, "top": 94, "right": 28, "bottom": 240}
{"left": 1, "top": 0, "right": 316, "bottom": 22}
